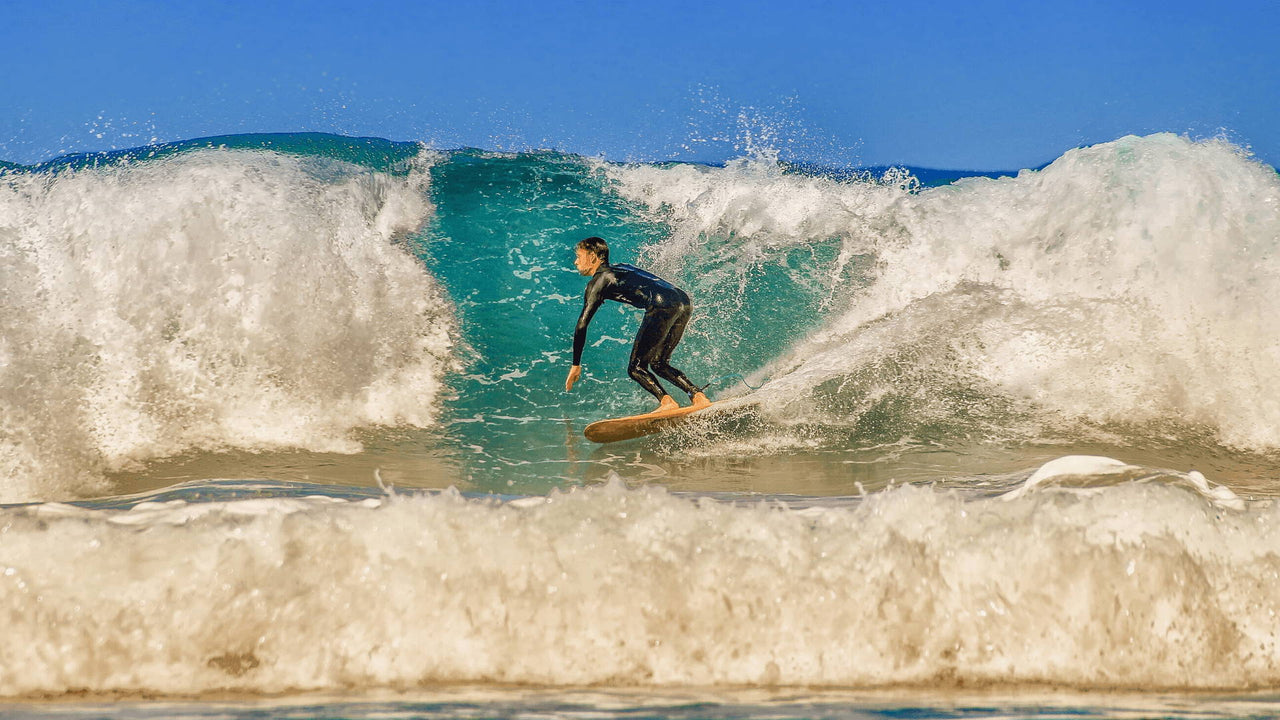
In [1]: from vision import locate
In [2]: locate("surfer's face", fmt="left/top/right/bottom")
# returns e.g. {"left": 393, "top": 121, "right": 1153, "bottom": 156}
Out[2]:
{"left": 574, "top": 247, "right": 602, "bottom": 276}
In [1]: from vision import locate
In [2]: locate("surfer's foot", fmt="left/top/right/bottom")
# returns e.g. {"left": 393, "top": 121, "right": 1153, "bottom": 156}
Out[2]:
{"left": 656, "top": 395, "right": 681, "bottom": 413}
{"left": 690, "top": 391, "right": 711, "bottom": 409}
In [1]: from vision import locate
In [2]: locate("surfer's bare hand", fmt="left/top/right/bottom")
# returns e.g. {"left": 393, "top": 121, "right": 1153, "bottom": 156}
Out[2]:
{"left": 565, "top": 365, "right": 581, "bottom": 391}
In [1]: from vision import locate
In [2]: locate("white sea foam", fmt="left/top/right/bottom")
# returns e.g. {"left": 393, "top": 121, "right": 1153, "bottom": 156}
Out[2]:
{"left": 0, "top": 149, "right": 458, "bottom": 502}
{"left": 605, "top": 155, "right": 909, "bottom": 305}
{"left": 1001, "top": 454, "right": 1245, "bottom": 511}
{"left": 608, "top": 135, "right": 1280, "bottom": 451}
{"left": 0, "top": 474, "right": 1276, "bottom": 696}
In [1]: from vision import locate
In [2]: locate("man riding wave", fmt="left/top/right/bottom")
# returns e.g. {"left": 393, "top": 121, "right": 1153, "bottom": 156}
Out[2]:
{"left": 563, "top": 236, "right": 711, "bottom": 413}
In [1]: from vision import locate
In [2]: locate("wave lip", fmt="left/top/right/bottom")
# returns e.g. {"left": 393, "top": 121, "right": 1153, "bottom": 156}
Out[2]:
{"left": 0, "top": 475, "right": 1277, "bottom": 696}
{"left": 0, "top": 146, "right": 458, "bottom": 502}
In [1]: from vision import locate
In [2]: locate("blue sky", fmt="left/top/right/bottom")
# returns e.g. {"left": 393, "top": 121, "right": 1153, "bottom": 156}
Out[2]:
{"left": 2, "top": 0, "right": 1277, "bottom": 169}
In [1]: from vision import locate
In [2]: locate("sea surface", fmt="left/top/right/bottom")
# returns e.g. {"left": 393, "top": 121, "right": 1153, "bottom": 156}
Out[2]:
{"left": 3, "top": 132, "right": 1280, "bottom": 718}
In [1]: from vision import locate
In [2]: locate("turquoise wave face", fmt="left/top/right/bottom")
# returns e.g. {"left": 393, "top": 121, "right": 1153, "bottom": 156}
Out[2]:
{"left": 423, "top": 151, "right": 675, "bottom": 487}
{"left": 417, "top": 150, "right": 889, "bottom": 491}
{"left": 421, "top": 152, "right": 788, "bottom": 488}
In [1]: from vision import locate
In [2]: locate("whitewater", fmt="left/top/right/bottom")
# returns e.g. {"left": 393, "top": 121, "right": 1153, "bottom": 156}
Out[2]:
{"left": 0, "top": 140, "right": 457, "bottom": 501}
{"left": 3, "top": 132, "right": 1280, "bottom": 715}
{"left": 0, "top": 473, "right": 1268, "bottom": 695}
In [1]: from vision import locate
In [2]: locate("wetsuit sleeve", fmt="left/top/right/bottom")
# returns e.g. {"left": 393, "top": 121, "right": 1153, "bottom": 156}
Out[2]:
{"left": 572, "top": 274, "right": 606, "bottom": 365}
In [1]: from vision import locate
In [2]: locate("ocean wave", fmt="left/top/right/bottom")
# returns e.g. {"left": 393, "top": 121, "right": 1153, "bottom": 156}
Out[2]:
{"left": 0, "top": 147, "right": 458, "bottom": 502}
{"left": 0, "top": 468, "right": 1270, "bottom": 696}
{"left": 608, "top": 134, "right": 1280, "bottom": 453}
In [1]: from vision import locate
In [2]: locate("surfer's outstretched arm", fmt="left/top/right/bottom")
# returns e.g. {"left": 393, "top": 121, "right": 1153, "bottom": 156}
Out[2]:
{"left": 565, "top": 271, "right": 607, "bottom": 392}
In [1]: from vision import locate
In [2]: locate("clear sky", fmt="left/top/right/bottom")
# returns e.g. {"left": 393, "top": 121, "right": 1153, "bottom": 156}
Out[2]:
{"left": 2, "top": 0, "right": 1277, "bottom": 169}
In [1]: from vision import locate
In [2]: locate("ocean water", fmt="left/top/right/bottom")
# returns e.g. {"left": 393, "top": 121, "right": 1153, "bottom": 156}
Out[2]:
{"left": 3, "top": 132, "right": 1280, "bottom": 718}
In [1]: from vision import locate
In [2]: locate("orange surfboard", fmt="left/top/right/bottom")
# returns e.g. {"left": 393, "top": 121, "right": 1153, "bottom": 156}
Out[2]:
{"left": 584, "top": 403, "right": 715, "bottom": 443}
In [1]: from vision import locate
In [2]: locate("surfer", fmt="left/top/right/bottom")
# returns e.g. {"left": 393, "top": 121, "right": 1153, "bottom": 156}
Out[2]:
{"left": 564, "top": 236, "right": 711, "bottom": 413}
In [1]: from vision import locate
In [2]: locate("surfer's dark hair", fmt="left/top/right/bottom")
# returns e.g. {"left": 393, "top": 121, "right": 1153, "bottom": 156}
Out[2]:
{"left": 577, "top": 236, "right": 609, "bottom": 264}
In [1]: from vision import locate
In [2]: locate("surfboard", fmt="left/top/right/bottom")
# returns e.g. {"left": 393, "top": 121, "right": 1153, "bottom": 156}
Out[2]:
{"left": 584, "top": 403, "right": 715, "bottom": 443}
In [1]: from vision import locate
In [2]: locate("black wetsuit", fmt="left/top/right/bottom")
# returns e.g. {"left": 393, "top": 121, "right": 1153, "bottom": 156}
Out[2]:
{"left": 572, "top": 263, "right": 701, "bottom": 400}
